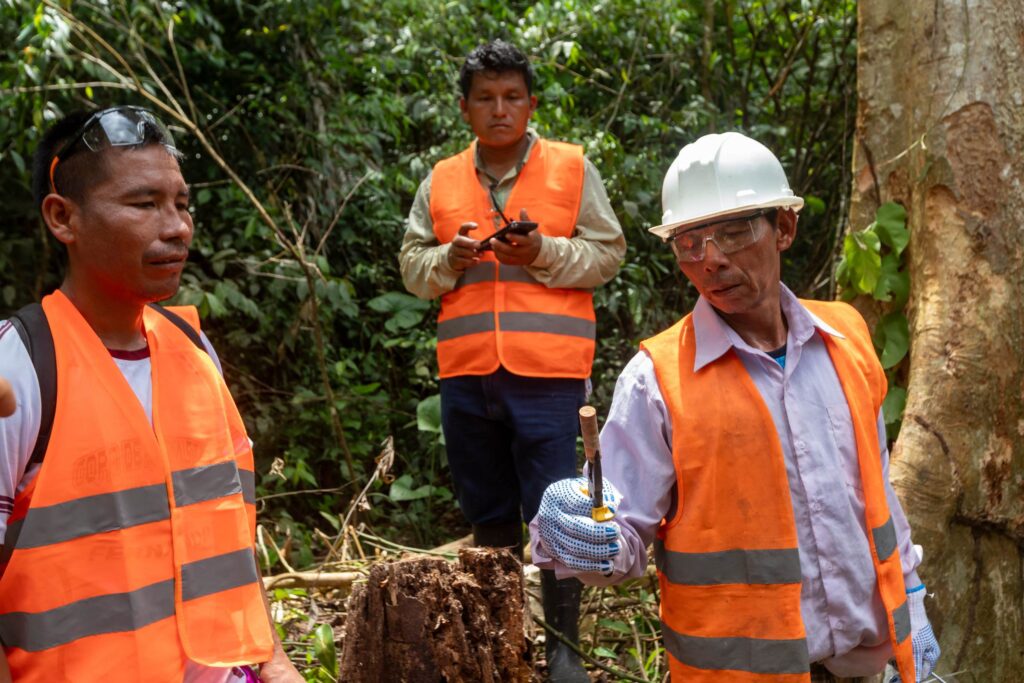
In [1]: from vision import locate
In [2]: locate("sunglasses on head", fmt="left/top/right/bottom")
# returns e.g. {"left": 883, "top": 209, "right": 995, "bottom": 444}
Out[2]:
{"left": 48, "top": 106, "right": 177, "bottom": 194}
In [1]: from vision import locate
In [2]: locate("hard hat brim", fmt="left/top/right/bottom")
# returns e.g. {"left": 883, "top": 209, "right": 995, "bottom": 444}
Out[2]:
{"left": 649, "top": 196, "right": 805, "bottom": 241}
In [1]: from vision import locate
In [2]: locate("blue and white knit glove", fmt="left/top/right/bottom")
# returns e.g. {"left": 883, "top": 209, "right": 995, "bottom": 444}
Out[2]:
{"left": 889, "top": 585, "right": 941, "bottom": 682}
{"left": 908, "top": 585, "right": 940, "bottom": 680}
{"left": 535, "top": 476, "right": 622, "bottom": 575}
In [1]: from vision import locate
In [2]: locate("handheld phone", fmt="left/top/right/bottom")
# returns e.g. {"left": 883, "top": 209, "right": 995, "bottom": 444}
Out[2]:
{"left": 478, "top": 220, "right": 539, "bottom": 250}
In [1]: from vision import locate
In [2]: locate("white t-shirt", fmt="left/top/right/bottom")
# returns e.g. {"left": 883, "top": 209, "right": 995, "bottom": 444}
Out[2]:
{"left": 0, "top": 319, "right": 248, "bottom": 683}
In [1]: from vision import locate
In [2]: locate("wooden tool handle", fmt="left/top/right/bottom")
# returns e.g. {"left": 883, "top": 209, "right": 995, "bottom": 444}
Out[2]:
{"left": 579, "top": 405, "right": 599, "bottom": 463}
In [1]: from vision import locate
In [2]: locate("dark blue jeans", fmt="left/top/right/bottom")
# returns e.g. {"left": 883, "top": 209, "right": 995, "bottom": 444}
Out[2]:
{"left": 440, "top": 368, "right": 586, "bottom": 526}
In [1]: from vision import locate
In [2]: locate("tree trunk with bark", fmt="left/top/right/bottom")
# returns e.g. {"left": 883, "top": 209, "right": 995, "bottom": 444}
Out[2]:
{"left": 853, "top": 2, "right": 1024, "bottom": 681}
{"left": 339, "top": 548, "right": 533, "bottom": 682}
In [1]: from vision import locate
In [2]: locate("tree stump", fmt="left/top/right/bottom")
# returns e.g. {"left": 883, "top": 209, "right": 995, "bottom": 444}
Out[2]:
{"left": 339, "top": 547, "right": 533, "bottom": 682}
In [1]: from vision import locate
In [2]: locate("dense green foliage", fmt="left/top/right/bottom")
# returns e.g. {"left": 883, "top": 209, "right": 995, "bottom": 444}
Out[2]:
{"left": 0, "top": 0, "right": 858, "bottom": 561}
{"left": 836, "top": 201, "right": 911, "bottom": 439}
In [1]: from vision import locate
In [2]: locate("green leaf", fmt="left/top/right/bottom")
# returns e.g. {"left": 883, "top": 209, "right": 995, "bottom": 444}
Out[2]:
{"left": 204, "top": 292, "right": 227, "bottom": 317}
{"left": 389, "top": 474, "right": 433, "bottom": 501}
{"left": 873, "top": 312, "right": 910, "bottom": 369}
{"left": 841, "top": 230, "right": 882, "bottom": 295}
{"left": 369, "top": 291, "right": 431, "bottom": 333}
{"left": 350, "top": 382, "right": 380, "bottom": 396}
{"left": 8, "top": 150, "right": 25, "bottom": 175}
{"left": 872, "top": 253, "right": 897, "bottom": 303}
{"left": 803, "top": 195, "right": 826, "bottom": 215}
{"left": 312, "top": 623, "right": 337, "bottom": 677}
{"left": 416, "top": 394, "right": 442, "bottom": 433}
{"left": 386, "top": 307, "right": 428, "bottom": 332}
{"left": 882, "top": 385, "right": 907, "bottom": 430}
{"left": 367, "top": 291, "right": 429, "bottom": 314}
{"left": 873, "top": 202, "right": 909, "bottom": 257}
{"left": 598, "top": 618, "right": 632, "bottom": 634}
{"left": 593, "top": 646, "right": 618, "bottom": 659}
{"left": 872, "top": 254, "right": 910, "bottom": 308}
{"left": 318, "top": 510, "right": 340, "bottom": 531}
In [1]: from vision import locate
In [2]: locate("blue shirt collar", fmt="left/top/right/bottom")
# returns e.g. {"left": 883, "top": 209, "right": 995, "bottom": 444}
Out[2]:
{"left": 691, "top": 283, "right": 845, "bottom": 372}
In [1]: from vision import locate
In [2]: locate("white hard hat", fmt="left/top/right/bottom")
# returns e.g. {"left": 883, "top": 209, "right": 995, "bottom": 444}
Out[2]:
{"left": 650, "top": 132, "right": 804, "bottom": 240}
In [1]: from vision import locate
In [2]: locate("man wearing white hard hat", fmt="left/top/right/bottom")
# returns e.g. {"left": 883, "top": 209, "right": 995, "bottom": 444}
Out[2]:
{"left": 531, "top": 132, "right": 941, "bottom": 682}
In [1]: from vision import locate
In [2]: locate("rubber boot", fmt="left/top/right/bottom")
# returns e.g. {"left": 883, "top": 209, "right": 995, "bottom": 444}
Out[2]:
{"left": 540, "top": 569, "right": 589, "bottom": 682}
{"left": 471, "top": 521, "right": 524, "bottom": 561}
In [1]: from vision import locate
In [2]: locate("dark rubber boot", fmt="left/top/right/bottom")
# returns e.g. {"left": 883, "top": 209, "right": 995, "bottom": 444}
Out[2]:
{"left": 471, "top": 521, "right": 524, "bottom": 561}
{"left": 540, "top": 569, "right": 589, "bottom": 682}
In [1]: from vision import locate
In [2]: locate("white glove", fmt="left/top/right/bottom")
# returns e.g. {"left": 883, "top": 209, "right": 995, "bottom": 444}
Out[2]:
{"left": 534, "top": 476, "right": 622, "bottom": 575}
{"left": 908, "top": 586, "right": 940, "bottom": 680}
{"left": 888, "top": 585, "right": 941, "bottom": 682}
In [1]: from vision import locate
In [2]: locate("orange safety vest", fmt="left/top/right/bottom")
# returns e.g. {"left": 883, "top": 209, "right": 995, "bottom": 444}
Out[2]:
{"left": 429, "top": 138, "right": 595, "bottom": 379}
{"left": 0, "top": 291, "right": 273, "bottom": 682}
{"left": 640, "top": 300, "right": 914, "bottom": 683}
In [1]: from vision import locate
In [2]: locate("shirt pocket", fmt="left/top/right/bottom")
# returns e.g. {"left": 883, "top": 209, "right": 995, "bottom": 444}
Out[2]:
{"left": 825, "top": 402, "right": 864, "bottom": 494}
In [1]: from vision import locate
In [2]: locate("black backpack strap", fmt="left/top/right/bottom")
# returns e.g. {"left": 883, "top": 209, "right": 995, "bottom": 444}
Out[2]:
{"left": 147, "top": 304, "right": 206, "bottom": 353}
{"left": 9, "top": 304, "right": 56, "bottom": 468}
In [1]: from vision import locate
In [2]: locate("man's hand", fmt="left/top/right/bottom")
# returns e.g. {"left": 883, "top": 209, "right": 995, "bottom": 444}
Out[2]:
{"left": 258, "top": 646, "right": 304, "bottom": 682}
{"left": 492, "top": 208, "right": 542, "bottom": 266}
{"left": 0, "top": 377, "right": 15, "bottom": 418}
{"left": 447, "top": 222, "right": 481, "bottom": 271}
{"left": 889, "top": 586, "right": 941, "bottom": 682}
{"left": 535, "top": 476, "right": 622, "bottom": 575}
{"left": 257, "top": 557, "right": 305, "bottom": 682}
{"left": 908, "top": 586, "right": 940, "bottom": 681}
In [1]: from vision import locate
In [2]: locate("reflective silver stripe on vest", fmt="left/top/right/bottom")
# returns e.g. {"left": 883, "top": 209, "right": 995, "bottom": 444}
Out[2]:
{"left": 181, "top": 547, "right": 260, "bottom": 602}
{"left": 498, "top": 312, "right": 595, "bottom": 340}
{"left": 654, "top": 540, "right": 801, "bottom": 586}
{"left": 0, "top": 578, "right": 175, "bottom": 652}
{"left": 437, "top": 312, "right": 495, "bottom": 341}
{"left": 0, "top": 547, "right": 259, "bottom": 652}
{"left": 661, "top": 623, "right": 810, "bottom": 675}
{"left": 873, "top": 516, "right": 897, "bottom": 562}
{"left": 498, "top": 264, "right": 541, "bottom": 285}
{"left": 172, "top": 461, "right": 241, "bottom": 507}
{"left": 893, "top": 598, "right": 911, "bottom": 643}
{"left": 239, "top": 468, "right": 256, "bottom": 505}
{"left": 13, "top": 464, "right": 247, "bottom": 549}
{"left": 13, "top": 483, "right": 169, "bottom": 549}
{"left": 453, "top": 262, "right": 496, "bottom": 290}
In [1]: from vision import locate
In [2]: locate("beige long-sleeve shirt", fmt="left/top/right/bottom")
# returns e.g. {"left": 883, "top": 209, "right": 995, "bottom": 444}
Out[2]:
{"left": 399, "top": 130, "right": 626, "bottom": 300}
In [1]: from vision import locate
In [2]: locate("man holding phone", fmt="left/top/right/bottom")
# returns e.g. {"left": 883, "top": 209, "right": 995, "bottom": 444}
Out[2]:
{"left": 399, "top": 39, "right": 624, "bottom": 682}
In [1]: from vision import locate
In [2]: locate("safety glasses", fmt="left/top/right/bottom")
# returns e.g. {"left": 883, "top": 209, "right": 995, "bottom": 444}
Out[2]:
{"left": 669, "top": 210, "right": 769, "bottom": 262}
{"left": 48, "top": 106, "right": 177, "bottom": 194}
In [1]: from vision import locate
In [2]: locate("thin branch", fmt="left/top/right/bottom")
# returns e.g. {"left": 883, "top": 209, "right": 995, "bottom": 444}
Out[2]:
{"left": 0, "top": 81, "right": 129, "bottom": 95}
{"left": 166, "top": 17, "right": 199, "bottom": 124}
{"left": 315, "top": 170, "right": 373, "bottom": 258}
{"left": 322, "top": 438, "right": 396, "bottom": 566}
{"left": 263, "top": 570, "right": 364, "bottom": 590}
{"left": 258, "top": 483, "right": 356, "bottom": 502}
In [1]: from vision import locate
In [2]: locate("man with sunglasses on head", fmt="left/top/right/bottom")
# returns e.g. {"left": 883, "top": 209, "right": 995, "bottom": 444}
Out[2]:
{"left": 532, "top": 133, "right": 941, "bottom": 682}
{"left": 0, "top": 107, "right": 302, "bottom": 682}
{"left": 399, "top": 39, "right": 625, "bottom": 682}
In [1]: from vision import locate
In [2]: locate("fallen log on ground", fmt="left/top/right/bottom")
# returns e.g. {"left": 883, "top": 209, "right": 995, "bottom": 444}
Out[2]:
{"left": 339, "top": 547, "right": 533, "bottom": 682}
{"left": 262, "top": 571, "right": 364, "bottom": 590}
